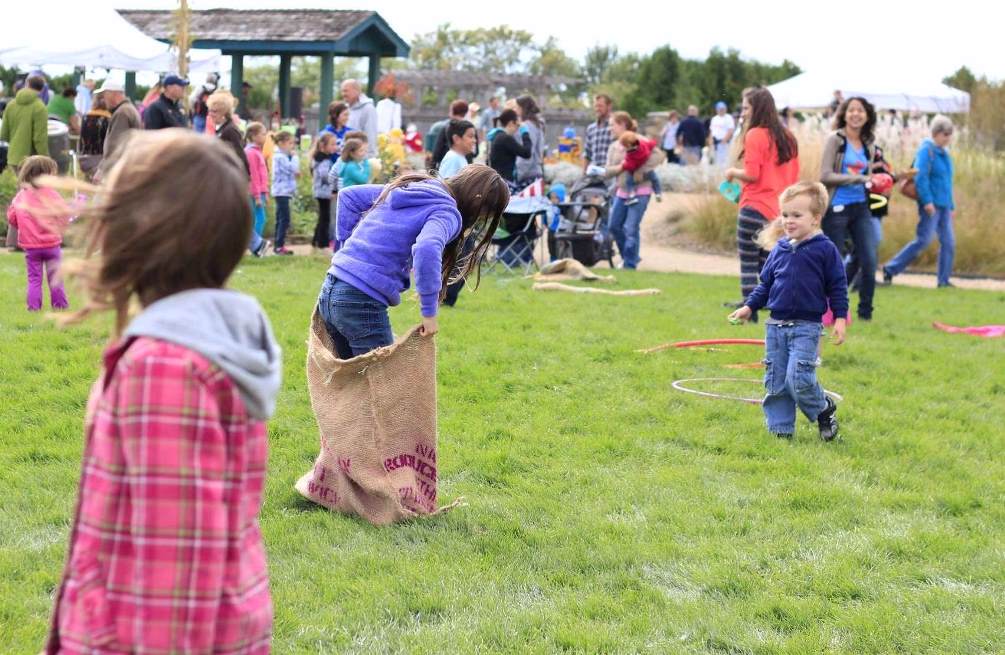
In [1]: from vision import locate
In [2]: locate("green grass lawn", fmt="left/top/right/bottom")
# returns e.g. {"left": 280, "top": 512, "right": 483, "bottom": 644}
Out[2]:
{"left": 1, "top": 253, "right": 1003, "bottom": 654}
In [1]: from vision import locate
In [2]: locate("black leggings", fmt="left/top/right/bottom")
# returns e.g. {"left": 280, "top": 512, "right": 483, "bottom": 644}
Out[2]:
{"left": 737, "top": 206, "right": 769, "bottom": 302}
{"left": 312, "top": 197, "right": 331, "bottom": 248}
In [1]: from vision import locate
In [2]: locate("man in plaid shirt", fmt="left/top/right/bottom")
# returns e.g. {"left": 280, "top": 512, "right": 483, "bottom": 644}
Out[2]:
{"left": 583, "top": 93, "right": 614, "bottom": 171}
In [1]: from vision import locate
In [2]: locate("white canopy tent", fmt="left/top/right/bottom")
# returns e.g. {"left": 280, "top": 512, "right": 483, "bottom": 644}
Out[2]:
{"left": 0, "top": 6, "right": 220, "bottom": 74}
{"left": 766, "top": 71, "right": 970, "bottom": 113}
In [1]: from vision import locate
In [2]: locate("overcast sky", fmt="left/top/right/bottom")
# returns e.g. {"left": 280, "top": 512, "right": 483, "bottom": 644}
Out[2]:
{"left": 53, "top": 0, "right": 1005, "bottom": 83}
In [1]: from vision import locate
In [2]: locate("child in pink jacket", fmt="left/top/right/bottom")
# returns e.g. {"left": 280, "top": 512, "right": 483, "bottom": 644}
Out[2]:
{"left": 244, "top": 122, "right": 270, "bottom": 239}
{"left": 45, "top": 130, "right": 279, "bottom": 654}
{"left": 6, "top": 155, "right": 70, "bottom": 310}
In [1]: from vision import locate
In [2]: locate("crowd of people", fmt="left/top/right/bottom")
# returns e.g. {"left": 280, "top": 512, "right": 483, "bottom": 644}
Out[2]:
{"left": 0, "top": 59, "right": 967, "bottom": 653}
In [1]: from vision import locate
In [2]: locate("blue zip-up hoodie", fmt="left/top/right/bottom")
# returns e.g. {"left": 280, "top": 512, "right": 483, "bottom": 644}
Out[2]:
{"left": 328, "top": 181, "right": 462, "bottom": 318}
{"left": 745, "top": 233, "right": 849, "bottom": 322}
{"left": 914, "top": 138, "right": 954, "bottom": 209}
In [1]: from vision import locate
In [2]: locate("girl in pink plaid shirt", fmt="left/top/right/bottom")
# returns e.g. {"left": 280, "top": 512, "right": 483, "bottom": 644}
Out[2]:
{"left": 44, "top": 130, "right": 281, "bottom": 655}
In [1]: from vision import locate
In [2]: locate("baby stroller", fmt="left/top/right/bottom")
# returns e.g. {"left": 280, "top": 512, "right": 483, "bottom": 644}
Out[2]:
{"left": 549, "top": 174, "right": 615, "bottom": 268}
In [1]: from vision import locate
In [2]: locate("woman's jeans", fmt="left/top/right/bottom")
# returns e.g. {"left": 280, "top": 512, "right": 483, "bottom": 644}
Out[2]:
{"left": 317, "top": 273, "right": 394, "bottom": 359}
{"left": 884, "top": 205, "right": 955, "bottom": 286}
{"left": 823, "top": 201, "right": 876, "bottom": 318}
{"left": 25, "top": 246, "right": 69, "bottom": 310}
{"left": 608, "top": 194, "right": 650, "bottom": 269}
{"left": 762, "top": 321, "right": 827, "bottom": 434}
{"left": 844, "top": 216, "right": 883, "bottom": 287}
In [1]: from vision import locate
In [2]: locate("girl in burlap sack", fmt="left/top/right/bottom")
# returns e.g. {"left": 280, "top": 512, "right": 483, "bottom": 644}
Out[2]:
{"left": 42, "top": 130, "right": 279, "bottom": 654}
{"left": 318, "top": 164, "right": 510, "bottom": 358}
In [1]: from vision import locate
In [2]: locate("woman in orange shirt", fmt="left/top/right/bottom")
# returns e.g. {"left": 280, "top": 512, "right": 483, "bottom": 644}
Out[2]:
{"left": 725, "top": 88, "right": 800, "bottom": 321}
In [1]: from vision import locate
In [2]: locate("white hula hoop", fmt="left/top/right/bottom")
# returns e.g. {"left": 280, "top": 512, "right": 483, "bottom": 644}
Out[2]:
{"left": 671, "top": 377, "right": 843, "bottom": 405}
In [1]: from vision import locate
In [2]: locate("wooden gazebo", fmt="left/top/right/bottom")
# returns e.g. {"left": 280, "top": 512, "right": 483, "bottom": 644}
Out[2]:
{"left": 119, "top": 8, "right": 410, "bottom": 123}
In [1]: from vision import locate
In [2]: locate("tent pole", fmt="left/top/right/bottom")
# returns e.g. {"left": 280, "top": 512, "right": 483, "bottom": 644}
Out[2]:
{"left": 125, "top": 72, "right": 137, "bottom": 101}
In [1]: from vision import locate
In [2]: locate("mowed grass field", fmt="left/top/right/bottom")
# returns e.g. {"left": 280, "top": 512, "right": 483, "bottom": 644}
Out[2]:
{"left": 1, "top": 252, "right": 1003, "bottom": 654}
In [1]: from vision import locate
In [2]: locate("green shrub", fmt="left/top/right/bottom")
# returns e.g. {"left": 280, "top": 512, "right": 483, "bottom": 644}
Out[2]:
{"left": 0, "top": 169, "right": 16, "bottom": 238}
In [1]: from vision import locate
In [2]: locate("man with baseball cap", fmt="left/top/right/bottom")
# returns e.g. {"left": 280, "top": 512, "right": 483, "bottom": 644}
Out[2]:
{"left": 143, "top": 74, "right": 189, "bottom": 130}
{"left": 709, "top": 100, "right": 736, "bottom": 168}
{"left": 96, "top": 80, "right": 141, "bottom": 165}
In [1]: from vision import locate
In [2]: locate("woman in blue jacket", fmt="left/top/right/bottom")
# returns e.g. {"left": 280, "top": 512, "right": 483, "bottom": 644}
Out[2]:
{"left": 882, "top": 116, "right": 956, "bottom": 287}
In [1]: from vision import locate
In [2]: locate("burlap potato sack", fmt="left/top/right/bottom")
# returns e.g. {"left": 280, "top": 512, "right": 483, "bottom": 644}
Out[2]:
{"left": 296, "top": 309, "right": 459, "bottom": 525}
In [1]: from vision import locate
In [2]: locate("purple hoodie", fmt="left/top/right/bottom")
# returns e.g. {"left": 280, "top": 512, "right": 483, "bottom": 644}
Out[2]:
{"left": 329, "top": 181, "right": 462, "bottom": 317}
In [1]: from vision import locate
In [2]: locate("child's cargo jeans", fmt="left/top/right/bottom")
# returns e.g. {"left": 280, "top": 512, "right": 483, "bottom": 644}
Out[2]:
{"left": 762, "top": 320, "right": 828, "bottom": 434}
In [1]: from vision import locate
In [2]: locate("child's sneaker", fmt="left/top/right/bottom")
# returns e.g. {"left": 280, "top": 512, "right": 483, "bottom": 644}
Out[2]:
{"left": 817, "top": 397, "right": 839, "bottom": 441}
{"left": 253, "top": 239, "right": 272, "bottom": 258}
{"left": 774, "top": 432, "right": 793, "bottom": 440}
{"left": 274, "top": 246, "right": 294, "bottom": 255}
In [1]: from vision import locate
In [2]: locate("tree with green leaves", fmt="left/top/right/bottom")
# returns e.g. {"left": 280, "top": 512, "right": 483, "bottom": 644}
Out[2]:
{"left": 583, "top": 45, "right": 620, "bottom": 86}
{"left": 943, "top": 66, "right": 977, "bottom": 93}
{"left": 410, "top": 24, "right": 537, "bottom": 73}
{"left": 623, "top": 46, "right": 682, "bottom": 117}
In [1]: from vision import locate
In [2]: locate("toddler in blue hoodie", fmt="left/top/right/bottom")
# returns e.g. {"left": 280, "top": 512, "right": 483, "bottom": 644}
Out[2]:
{"left": 729, "top": 181, "right": 848, "bottom": 441}
{"left": 317, "top": 166, "right": 510, "bottom": 359}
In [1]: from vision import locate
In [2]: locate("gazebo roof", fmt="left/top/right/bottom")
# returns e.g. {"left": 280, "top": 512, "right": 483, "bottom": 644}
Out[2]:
{"left": 118, "top": 8, "right": 410, "bottom": 57}
{"left": 392, "top": 70, "right": 579, "bottom": 88}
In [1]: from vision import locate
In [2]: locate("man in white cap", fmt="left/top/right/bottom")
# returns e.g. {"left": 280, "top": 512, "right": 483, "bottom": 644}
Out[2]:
{"left": 97, "top": 80, "right": 141, "bottom": 164}
{"left": 709, "top": 101, "right": 736, "bottom": 168}
{"left": 144, "top": 74, "right": 189, "bottom": 130}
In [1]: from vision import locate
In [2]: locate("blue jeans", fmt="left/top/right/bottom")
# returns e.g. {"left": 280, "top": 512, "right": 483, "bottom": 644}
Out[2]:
{"left": 250, "top": 194, "right": 267, "bottom": 237}
{"left": 844, "top": 216, "right": 882, "bottom": 286}
{"left": 608, "top": 194, "right": 650, "bottom": 269}
{"left": 762, "top": 321, "right": 828, "bottom": 434}
{"left": 884, "top": 205, "right": 955, "bottom": 286}
{"left": 274, "top": 196, "right": 291, "bottom": 249}
{"left": 822, "top": 201, "right": 875, "bottom": 318}
{"left": 317, "top": 273, "right": 394, "bottom": 359}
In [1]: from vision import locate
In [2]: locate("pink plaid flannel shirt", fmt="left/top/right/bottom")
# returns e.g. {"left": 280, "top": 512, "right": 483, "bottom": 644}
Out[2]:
{"left": 47, "top": 337, "right": 272, "bottom": 654}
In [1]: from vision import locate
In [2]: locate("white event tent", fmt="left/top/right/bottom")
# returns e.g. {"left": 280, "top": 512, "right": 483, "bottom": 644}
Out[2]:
{"left": 0, "top": 6, "right": 220, "bottom": 74}
{"left": 766, "top": 71, "right": 970, "bottom": 114}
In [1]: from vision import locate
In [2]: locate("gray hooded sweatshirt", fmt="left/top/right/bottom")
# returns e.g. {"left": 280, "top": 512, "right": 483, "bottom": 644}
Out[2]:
{"left": 124, "top": 289, "right": 282, "bottom": 421}
{"left": 347, "top": 93, "right": 379, "bottom": 157}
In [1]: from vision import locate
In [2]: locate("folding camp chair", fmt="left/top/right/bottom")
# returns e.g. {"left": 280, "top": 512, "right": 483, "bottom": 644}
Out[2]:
{"left": 484, "top": 207, "right": 546, "bottom": 274}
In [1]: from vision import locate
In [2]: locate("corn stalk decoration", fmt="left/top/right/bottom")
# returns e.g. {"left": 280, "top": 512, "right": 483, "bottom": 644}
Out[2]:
{"left": 174, "top": 0, "right": 191, "bottom": 109}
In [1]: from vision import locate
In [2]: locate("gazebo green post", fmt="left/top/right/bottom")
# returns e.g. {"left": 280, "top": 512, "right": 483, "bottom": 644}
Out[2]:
{"left": 125, "top": 72, "right": 137, "bottom": 100}
{"left": 230, "top": 53, "right": 244, "bottom": 96}
{"left": 279, "top": 54, "right": 292, "bottom": 118}
{"left": 367, "top": 55, "right": 380, "bottom": 96}
{"left": 320, "top": 52, "right": 334, "bottom": 132}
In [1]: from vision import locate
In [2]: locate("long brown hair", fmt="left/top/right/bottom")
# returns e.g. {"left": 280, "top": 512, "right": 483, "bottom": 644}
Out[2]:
{"left": 59, "top": 129, "right": 251, "bottom": 335}
{"left": 368, "top": 166, "right": 510, "bottom": 297}
{"left": 740, "top": 87, "right": 797, "bottom": 165}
